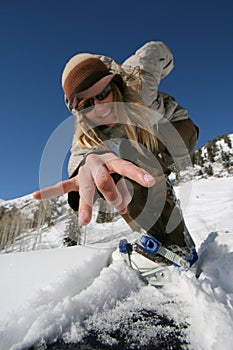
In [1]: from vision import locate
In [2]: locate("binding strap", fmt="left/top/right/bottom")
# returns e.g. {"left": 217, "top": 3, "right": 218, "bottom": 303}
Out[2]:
{"left": 119, "top": 235, "right": 198, "bottom": 270}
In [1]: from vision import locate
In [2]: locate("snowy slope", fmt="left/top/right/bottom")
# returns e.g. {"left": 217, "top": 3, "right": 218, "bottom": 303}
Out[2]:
{"left": 0, "top": 177, "right": 233, "bottom": 350}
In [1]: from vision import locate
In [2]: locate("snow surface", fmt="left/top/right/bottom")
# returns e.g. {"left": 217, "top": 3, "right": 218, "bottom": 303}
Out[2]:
{"left": 0, "top": 177, "right": 233, "bottom": 349}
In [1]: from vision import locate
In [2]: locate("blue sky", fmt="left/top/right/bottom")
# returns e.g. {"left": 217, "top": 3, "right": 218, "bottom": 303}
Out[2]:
{"left": 0, "top": 0, "right": 232, "bottom": 200}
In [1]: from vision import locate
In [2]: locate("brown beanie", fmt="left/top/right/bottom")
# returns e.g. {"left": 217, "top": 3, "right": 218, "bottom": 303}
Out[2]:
{"left": 62, "top": 53, "right": 123, "bottom": 100}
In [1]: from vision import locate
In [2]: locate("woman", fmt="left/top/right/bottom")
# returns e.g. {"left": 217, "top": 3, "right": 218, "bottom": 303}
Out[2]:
{"left": 34, "top": 41, "right": 198, "bottom": 261}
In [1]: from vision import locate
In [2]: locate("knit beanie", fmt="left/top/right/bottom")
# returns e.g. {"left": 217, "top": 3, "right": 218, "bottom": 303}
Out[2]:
{"left": 62, "top": 53, "right": 123, "bottom": 101}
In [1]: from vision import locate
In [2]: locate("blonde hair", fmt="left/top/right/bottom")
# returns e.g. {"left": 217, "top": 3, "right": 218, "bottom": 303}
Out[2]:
{"left": 74, "top": 82, "right": 158, "bottom": 154}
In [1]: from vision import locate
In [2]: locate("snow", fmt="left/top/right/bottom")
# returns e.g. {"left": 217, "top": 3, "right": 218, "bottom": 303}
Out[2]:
{"left": 0, "top": 246, "right": 114, "bottom": 320}
{"left": 0, "top": 177, "right": 233, "bottom": 350}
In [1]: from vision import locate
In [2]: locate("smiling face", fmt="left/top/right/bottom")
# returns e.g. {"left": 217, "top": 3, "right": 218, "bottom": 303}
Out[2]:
{"left": 62, "top": 53, "right": 124, "bottom": 128}
{"left": 78, "top": 88, "right": 117, "bottom": 126}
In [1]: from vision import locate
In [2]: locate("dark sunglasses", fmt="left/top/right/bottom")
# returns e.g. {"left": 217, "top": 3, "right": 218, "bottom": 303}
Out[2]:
{"left": 71, "top": 84, "right": 113, "bottom": 113}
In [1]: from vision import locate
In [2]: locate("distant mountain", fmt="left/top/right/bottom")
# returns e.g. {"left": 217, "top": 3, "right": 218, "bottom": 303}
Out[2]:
{"left": 194, "top": 133, "right": 233, "bottom": 176}
{"left": 0, "top": 194, "right": 70, "bottom": 253}
{"left": 177, "top": 133, "right": 233, "bottom": 182}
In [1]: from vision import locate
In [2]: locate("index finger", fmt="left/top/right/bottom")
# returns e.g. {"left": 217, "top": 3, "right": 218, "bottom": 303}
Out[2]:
{"left": 33, "top": 177, "right": 78, "bottom": 200}
{"left": 106, "top": 158, "right": 156, "bottom": 187}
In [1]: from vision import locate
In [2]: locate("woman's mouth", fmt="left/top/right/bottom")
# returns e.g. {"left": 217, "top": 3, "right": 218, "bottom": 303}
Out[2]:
{"left": 98, "top": 107, "right": 112, "bottom": 118}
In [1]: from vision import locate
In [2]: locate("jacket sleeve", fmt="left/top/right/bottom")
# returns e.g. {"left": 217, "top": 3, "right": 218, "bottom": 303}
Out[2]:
{"left": 122, "top": 41, "right": 174, "bottom": 107}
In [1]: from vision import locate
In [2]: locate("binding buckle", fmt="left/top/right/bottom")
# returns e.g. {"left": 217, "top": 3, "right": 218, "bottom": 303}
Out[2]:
{"left": 119, "top": 235, "right": 198, "bottom": 270}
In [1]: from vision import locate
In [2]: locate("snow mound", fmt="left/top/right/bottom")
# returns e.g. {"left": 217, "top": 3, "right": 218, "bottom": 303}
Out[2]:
{"left": 0, "top": 177, "right": 233, "bottom": 349}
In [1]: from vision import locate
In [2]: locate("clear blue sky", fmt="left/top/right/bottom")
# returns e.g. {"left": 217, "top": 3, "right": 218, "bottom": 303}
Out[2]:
{"left": 0, "top": 0, "right": 232, "bottom": 200}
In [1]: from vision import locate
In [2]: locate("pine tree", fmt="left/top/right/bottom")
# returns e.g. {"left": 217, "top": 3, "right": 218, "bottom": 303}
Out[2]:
{"left": 205, "top": 164, "right": 214, "bottom": 176}
{"left": 206, "top": 142, "right": 216, "bottom": 163}
{"left": 96, "top": 198, "right": 115, "bottom": 223}
{"left": 64, "top": 211, "right": 81, "bottom": 246}
{"left": 223, "top": 134, "right": 232, "bottom": 148}
{"left": 193, "top": 148, "right": 204, "bottom": 167}
{"left": 221, "top": 151, "right": 230, "bottom": 169}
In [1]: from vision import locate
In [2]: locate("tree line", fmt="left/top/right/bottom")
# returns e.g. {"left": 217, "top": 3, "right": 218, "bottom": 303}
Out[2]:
{"left": 192, "top": 134, "right": 232, "bottom": 177}
{"left": 0, "top": 200, "right": 55, "bottom": 252}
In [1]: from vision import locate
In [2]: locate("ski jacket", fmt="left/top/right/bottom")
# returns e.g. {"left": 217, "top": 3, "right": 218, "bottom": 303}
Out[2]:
{"left": 68, "top": 41, "right": 199, "bottom": 177}
{"left": 121, "top": 41, "right": 199, "bottom": 167}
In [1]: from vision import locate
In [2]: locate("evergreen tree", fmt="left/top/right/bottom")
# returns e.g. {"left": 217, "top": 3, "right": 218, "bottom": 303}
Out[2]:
{"left": 195, "top": 148, "right": 204, "bottom": 166}
{"left": 223, "top": 134, "right": 232, "bottom": 148}
{"left": 64, "top": 211, "right": 81, "bottom": 246}
{"left": 221, "top": 151, "right": 230, "bottom": 169}
{"left": 206, "top": 142, "right": 216, "bottom": 163}
{"left": 96, "top": 198, "right": 115, "bottom": 223}
{"left": 205, "top": 164, "right": 214, "bottom": 176}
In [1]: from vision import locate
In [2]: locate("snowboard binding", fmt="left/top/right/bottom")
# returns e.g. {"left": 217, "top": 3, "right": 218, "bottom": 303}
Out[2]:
{"left": 119, "top": 234, "right": 198, "bottom": 287}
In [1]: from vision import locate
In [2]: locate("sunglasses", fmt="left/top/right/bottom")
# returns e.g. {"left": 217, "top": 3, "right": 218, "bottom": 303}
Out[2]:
{"left": 70, "top": 84, "right": 113, "bottom": 113}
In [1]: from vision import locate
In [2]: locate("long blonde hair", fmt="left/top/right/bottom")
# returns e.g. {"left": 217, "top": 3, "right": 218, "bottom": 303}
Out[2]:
{"left": 74, "top": 82, "right": 159, "bottom": 154}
